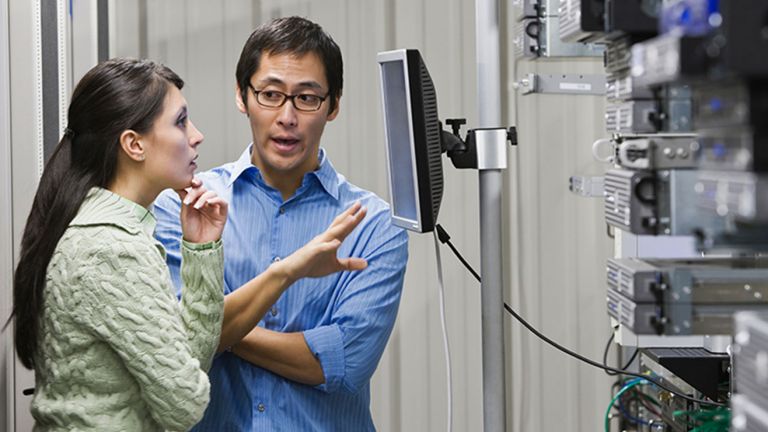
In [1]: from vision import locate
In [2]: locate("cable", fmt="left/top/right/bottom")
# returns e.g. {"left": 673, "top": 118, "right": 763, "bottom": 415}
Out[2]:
{"left": 616, "top": 387, "right": 661, "bottom": 428}
{"left": 606, "top": 379, "right": 664, "bottom": 431}
{"left": 605, "top": 378, "right": 645, "bottom": 432}
{"left": 433, "top": 230, "right": 453, "bottom": 432}
{"left": 433, "top": 223, "right": 728, "bottom": 409}
{"left": 435, "top": 225, "right": 480, "bottom": 281}
{"left": 602, "top": 331, "right": 640, "bottom": 377}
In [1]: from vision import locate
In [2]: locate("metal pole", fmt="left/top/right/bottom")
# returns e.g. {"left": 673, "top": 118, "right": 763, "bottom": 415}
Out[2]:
{"left": 479, "top": 170, "right": 506, "bottom": 432}
{"left": 476, "top": 0, "right": 502, "bottom": 128}
{"left": 475, "top": 0, "right": 507, "bottom": 429}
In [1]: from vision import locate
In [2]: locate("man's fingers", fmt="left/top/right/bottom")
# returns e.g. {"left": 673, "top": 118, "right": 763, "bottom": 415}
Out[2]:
{"left": 324, "top": 206, "right": 367, "bottom": 241}
{"left": 339, "top": 257, "right": 368, "bottom": 271}
{"left": 330, "top": 202, "right": 362, "bottom": 227}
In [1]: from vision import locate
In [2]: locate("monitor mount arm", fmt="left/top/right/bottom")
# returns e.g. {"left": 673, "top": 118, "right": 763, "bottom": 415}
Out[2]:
{"left": 440, "top": 118, "right": 518, "bottom": 170}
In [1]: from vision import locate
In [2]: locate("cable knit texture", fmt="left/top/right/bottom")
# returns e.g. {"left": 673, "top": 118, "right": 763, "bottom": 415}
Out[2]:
{"left": 31, "top": 187, "right": 224, "bottom": 431}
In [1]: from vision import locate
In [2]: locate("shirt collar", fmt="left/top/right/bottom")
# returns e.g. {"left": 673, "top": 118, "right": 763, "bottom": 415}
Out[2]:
{"left": 70, "top": 187, "right": 157, "bottom": 237}
{"left": 225, "top": 144, "right": 258, "bottom": 188}
{"left": 227, "top": 144, "right": 340, "bottom": 201}
{"left": 310, "top": 148, "right": 340, "bottom": 201}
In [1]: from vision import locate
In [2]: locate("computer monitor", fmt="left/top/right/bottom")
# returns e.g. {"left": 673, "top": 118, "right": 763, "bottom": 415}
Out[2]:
{"left": 377, "top": 49, "right": 444, "bottom": 233}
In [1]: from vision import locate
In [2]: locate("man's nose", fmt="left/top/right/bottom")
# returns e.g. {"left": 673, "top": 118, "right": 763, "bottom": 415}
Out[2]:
{"left": 276, "top": 99, "right": 298, "bottom": 127}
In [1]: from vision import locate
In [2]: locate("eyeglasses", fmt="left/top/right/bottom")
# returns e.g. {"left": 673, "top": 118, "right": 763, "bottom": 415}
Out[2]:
{"left": 248, "top": 85, "right": 328, "bottom": 112}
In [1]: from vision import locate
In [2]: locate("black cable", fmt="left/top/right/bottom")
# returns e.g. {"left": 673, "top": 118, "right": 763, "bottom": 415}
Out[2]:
{"left": 603, "top": 331, "right": 640, "bottom": 377}
{"left": 436, "top": 225, "right": 481, "bottom": 282}
{"left": 602, "top": 331, "right": 616, "bottom": 372}
{"left": 433, "top": 223, "right": 728, "bottom": 408}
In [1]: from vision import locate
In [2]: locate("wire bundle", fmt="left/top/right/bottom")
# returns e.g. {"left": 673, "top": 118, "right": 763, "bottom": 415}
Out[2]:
{"left": 605, "top": 378, "right": 665, "bottom": 431}
{"left": 673, "top": 407, "right": 731, "bottom": 432}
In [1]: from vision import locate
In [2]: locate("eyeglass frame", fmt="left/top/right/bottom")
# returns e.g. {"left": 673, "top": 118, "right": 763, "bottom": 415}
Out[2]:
{"left": 248, "top": 84, "right": 329, "bottom": 112}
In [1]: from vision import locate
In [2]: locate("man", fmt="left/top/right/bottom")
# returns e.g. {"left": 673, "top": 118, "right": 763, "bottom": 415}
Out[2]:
{"left": 153, "top": 16, "right": 408, "bottom": 431}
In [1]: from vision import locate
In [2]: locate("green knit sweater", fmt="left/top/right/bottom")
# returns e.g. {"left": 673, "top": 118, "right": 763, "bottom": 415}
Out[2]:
{"left": 31, "top": 187, "right": 224, "bottom": 431}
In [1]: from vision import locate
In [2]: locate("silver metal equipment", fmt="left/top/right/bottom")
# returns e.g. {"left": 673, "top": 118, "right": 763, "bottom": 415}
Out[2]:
{"left": 606, "top": 258, "right": 768, "bottom": 335}
{"left": 733, "top": 312, "right": 768, "bottom": 417}
{"left": 476, "top": 0, "right": 507, "bottom": 429}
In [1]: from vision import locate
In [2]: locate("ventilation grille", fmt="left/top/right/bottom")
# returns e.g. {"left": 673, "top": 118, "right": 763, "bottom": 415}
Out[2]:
{"left": 604, "top": 170, "right": 634, "bottom": 231}
{"left": 735, "top": 313, "right": 768, "bottom": 410}
{"left": 607, "top": 289, "right": 635, "bottom": 328}
{"left": 607, "top": 259, "right": 634, "bottom": 297}
{"left": 605, "top": 37, "right": 631, "bottom": 75}
{"left": 420, "top": 61, "right": 444, "bottom": 223}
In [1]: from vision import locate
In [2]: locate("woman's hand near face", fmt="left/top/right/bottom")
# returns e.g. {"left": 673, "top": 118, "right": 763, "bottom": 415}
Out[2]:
{"left": 274, "top": 202, "right": 368, "bottom": 283}
{"left": 177, "top": 178, "right": 228, "bottom": 244}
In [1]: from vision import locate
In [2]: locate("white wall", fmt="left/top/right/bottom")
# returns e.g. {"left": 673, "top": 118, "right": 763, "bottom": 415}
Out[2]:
{"left": 1, "top": 0, "right": 13, "bottom": 428}
{"left": 4, "top": 0, "right": 50, "bottom": 429}
{"left": 507, "top": 57, "right": 614, "bottom": 431}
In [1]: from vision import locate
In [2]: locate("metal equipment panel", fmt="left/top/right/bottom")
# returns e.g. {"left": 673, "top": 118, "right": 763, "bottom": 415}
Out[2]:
{"left": 607, "top": 257, "right": 768, "bottom": 303}
{"left": 616, "top": 135, "right": 698, "bottom": 170}
{"left": 733, "top": 312, "right": 768, "bottom": 411}
{"left": 694, "top": 171, "right": 768, "bottom": 224}
{"left": 695, "top": 128, "right": 768, "bottom": 172}
{"left": 604, "top": 168, "right": 656, "bottom": 234}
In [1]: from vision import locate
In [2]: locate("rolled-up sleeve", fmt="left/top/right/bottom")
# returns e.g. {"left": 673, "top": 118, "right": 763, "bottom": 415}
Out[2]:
{"left": 303, "top": 324, "right": 346, "bottom": 390}
{"left": 303, "top": 212, "right": 408, "bottom": 394}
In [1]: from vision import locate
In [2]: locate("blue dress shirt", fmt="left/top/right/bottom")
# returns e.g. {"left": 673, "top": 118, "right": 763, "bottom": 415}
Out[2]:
{"left": 153, "top": 146, "right": 408, "bottom": 431}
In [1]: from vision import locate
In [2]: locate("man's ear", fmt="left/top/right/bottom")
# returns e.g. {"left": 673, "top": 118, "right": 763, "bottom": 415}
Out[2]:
{"left": 326, "top": 94, "right": 341, "bottom": 121}
{"left": 118, "top": 129, "right": 146, "bottom": 162}
{"left": 235, "top": 85, "right": 248, "bottom": 114}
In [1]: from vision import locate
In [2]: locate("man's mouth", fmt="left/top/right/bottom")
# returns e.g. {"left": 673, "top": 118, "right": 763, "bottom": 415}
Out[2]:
{"left": 272, "top": 137, "right": 301, "bottom": 152}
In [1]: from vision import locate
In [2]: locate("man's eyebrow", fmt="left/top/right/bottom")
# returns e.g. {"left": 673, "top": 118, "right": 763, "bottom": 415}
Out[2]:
{"left": 256, "top": 76, "right": 323, "bottom": 90}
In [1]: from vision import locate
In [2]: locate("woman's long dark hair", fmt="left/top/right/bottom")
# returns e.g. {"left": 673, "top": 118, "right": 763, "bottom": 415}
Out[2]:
{"left": 9, "top": 58, "right": 184, "bottom": 369}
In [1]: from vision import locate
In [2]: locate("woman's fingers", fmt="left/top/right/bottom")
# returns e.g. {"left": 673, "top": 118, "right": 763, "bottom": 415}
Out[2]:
{"left": 181, "top": 185, "right": 206, "bottom": 206}
{"left": 177, "top": 177, "right": 204, "bottom": 203}
{"left": 201, "top": 196, "right": 229, "bottom": 219}
{"left": 192, "top": 190, "right": 218, "bottom": 209}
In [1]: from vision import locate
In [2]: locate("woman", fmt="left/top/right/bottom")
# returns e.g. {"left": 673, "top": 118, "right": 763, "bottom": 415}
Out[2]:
{"left": 9, "top": 58, "right": 367, "bottom": 431}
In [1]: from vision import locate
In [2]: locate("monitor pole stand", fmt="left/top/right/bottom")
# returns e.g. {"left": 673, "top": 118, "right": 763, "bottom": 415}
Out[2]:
{"left": 476, "top": 130, "right": 509, "bottom": 432}
{"left": 443, "top": 125, "right": 515, "bottom": 432}
{"left": 476, "top": 0, "right": 507, "bottom": 430}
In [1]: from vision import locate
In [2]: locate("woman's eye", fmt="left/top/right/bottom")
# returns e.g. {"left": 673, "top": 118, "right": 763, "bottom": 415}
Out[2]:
{"left": 176, "top": 116, "right": 188, "bottom": 127}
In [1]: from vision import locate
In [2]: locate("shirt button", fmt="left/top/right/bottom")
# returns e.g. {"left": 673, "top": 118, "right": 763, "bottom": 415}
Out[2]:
{"left": 257, "top": 403, "right": 266, "bottom": 412}
{"left": 279, "top": 207, "right": 285, "bottom": 214}
{"left": 273, "top": 256, "right": 281, "bottom": 263}
{"left": 271, "top": 306, "right": 278, "bottom": 316}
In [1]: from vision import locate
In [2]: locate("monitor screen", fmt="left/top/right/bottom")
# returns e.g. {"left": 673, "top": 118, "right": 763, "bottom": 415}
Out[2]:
{"left": 380, "top": 57, "right": 419, "bottom": 227}
{"left": 378, "top": 49, "right": 443, "bottom": 233}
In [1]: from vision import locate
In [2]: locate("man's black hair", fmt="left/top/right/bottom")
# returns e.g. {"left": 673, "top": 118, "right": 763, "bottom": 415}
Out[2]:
{"left": 236, "top": 16, "right": 343, "bottom": 114}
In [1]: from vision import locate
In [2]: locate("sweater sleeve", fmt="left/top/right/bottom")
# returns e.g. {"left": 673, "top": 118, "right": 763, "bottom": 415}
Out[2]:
{"left": 179, "top": 239, "right": 225, "bottom": 371}
{"left": 70, "top": 235, "right": 223, "bottom": 432}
